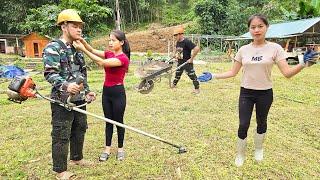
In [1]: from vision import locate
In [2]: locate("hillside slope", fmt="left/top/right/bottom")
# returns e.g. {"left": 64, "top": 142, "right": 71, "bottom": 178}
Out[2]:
{"left": 92, "top": 24, "right": 183, "bottom": 53}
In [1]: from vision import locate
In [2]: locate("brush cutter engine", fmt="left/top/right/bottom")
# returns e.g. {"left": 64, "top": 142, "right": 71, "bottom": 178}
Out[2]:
{"left": 7, "top": 76, "right": 36, "bottom": 103}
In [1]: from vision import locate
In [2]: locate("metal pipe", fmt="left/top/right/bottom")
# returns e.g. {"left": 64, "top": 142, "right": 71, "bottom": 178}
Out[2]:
{"left": 73, "top": 107, "right": 183, "bottom": 148}
{"left": 170, "top": 61, "right": 189, "bottom": 75}
{"left": 35, "top": 93, "right": 187, "bottom": 153}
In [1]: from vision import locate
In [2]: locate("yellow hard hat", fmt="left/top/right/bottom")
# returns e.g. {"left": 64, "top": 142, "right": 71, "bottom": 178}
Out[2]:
{"left": 57, "top": 9, "right": 83, "bottom": 25}
{"left": 173, "top": 27, "right": 184, "bottom": 36}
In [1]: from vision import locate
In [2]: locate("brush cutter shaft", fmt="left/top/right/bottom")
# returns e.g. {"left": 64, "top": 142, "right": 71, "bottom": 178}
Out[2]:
{"left": 72, "top": 106, "right": 181, "bottom": 148}
{"left": 7, "top": 75, "right": 186, "bottom": 152}
{"left": 7, "top": 76, "right": 183, "bottom": 150}
{"left": 35, "top": 93, "right": 182, "bottom": 149}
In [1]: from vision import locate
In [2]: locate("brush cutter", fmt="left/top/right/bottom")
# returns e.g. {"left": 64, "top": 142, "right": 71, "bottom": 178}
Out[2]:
{"left": 6, "top": 76, "right": 187, "bottom": 154}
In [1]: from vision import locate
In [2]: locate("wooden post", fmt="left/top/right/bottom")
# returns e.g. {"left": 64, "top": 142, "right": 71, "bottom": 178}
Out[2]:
{"left": 206, "top": 36, "right": 208, "bottom": 50}
{"left": 172, "top": 36, "right": 176, "bottom": 53}
{"left": 15, "top": 37, "right": 19, "bottom": 48}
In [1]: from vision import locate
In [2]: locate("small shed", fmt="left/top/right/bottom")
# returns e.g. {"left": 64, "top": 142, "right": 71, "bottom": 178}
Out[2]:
{"left": 0, "top": 34, "right": 24, "bottom": 54}
{"left": 21, "top": 32, "right": 50, "bottom": 58}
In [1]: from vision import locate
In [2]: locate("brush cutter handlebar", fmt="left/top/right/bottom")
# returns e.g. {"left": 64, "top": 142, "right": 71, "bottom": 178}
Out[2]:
{"left": 66, "top": 76, "right": 85, "bottom": 107}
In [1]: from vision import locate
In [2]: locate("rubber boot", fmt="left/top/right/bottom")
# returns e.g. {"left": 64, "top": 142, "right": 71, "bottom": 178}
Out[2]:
{"left": 254, "top": 133, "right": 265, "bottom": 161}
{"left": 235, "top": 138, "right": 247, "bottom": 167}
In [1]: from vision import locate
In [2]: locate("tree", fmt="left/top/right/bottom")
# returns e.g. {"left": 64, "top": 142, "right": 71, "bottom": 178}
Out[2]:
{"left": 298, "top": 0, "right": 320, "bottom": 18}
{"left": 115, "top": 0, "right": 121, "bottom": 30}
{"left": 194, "top": 0, "right": 228, "bottom": 34}
{"left": 0, "top": 0, "right": 53, "bottom": 34}
{"left": 20, "top": 0, "right": 113, "bottom": 36}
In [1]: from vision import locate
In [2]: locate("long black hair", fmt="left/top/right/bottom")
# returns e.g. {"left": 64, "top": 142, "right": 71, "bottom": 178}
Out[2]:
{"left": 110, "top": 30, "right": 131, "bottom": 60}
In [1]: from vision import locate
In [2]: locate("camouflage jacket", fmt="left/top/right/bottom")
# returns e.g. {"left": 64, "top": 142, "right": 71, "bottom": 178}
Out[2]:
{"left": 42, "top": 39, "right": 90, "bottom": 102}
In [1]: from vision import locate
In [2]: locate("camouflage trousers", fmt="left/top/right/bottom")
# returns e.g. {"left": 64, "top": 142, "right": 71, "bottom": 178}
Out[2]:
{"left": 172, "top": 62, "right": 200, "bottom": 89}
{"left": 50, "top": 101, "right": 88, "bottom": 173}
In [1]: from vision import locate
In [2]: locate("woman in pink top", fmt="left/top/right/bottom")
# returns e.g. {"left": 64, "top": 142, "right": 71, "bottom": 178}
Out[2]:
{"left": 73, "top": 30, "right": 130, "bottom": 161}
{"left": 213, "top": 14, "right": 314, "bottom": 167}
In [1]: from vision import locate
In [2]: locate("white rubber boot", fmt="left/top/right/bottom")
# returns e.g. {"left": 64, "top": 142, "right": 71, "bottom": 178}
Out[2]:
{"left": 254, "top": 133, "right": 265, "bottom": 161}
{"left": 235, "top": 138, "right": 247, "bottom": 167}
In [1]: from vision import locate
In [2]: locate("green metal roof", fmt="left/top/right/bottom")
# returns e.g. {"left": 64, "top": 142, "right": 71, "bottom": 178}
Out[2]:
{"left": 240, "top": 17, "right": 320, "bottom": 39}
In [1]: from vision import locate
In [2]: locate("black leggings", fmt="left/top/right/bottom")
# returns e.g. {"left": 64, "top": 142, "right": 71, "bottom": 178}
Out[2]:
{"left": 238, "top": 87, "right": 273, "bottom": 139}
{"left": 173, "top": 61, "right": 199, "bottom": 89}
{"left": 102, "top": 85, "right": 126, "bottom": 148}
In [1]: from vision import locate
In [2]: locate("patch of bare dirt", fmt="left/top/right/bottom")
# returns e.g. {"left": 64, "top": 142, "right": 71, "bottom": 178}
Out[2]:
{"left": 92, "top": 23, "right": 183, "bottom": 53}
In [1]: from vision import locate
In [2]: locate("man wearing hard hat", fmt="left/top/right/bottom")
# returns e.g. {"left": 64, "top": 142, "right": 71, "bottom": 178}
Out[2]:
{"left": 172, "top": 26, "right": 201, "bottom": 94}
{"left": 42, "top": 9, "right": 96, "bottom": 179}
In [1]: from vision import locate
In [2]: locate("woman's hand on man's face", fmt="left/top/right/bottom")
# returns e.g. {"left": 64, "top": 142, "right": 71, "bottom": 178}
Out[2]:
{"left": 73, "top": 40, "right": 85, "bottom": 51}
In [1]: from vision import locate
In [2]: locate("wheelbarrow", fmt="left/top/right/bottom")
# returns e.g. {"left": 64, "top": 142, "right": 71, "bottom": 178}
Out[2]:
{"left": 135, "top": 59, "right": 189, "bottom": 94}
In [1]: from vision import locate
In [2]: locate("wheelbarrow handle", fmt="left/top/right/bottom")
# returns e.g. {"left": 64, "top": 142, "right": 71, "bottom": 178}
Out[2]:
{"left": 165, "top": 57, "right": 176, "bottom": 63}
{"left": 170, "top": 61, "right": 189, "bottom": 75}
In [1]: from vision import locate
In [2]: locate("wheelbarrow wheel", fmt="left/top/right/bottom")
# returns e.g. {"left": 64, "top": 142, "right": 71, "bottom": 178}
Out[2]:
{"left": 137, "top": 79, "right": 154, "bottom": 94}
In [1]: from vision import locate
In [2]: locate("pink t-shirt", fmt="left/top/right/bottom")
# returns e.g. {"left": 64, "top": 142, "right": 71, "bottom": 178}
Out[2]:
{"left": 104, "top": 50, "right": 129, "bottom": 87}
{"left": 234, "top": 42, "right": 287, "bottom": 90}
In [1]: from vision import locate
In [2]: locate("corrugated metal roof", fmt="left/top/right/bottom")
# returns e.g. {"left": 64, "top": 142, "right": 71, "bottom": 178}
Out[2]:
{"left": 240, "top": 17, "right": 320, "bottom": 39}
{"left": 0, "top": 34, "right": 24, "bottom": 39}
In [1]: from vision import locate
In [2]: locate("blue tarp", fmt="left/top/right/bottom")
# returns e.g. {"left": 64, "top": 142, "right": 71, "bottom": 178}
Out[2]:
{"left": 0, "top": 65, "right": 28, "bottom": 78}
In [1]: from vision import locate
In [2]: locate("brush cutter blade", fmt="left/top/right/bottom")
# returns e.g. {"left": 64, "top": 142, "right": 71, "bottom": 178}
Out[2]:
{"left": 178, "top": 146, "right": 187, "bottom": 154}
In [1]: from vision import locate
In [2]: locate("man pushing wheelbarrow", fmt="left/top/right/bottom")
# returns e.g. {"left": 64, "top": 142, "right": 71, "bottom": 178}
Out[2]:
{"left": 135, "top": 56, "right": 189, "bottom": 94}
{"left": 135, "top": 26, "right": 201, "bottom": 94}
{"left": 171, "top": 26, "right": 201, "bottom": 94}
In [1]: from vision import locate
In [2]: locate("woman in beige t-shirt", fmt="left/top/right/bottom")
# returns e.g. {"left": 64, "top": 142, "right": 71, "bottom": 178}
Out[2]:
{"left": 214, "top": 14, "right": 313, "bottom": 167}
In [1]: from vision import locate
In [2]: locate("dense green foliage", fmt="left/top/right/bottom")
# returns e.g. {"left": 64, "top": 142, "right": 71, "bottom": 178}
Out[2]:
{"left": 298, "top": 0, "right": 320, "bottom": 17}
{"left": 21, "top": 0, "right": 113, "bottom": 37}
{"left": 0, "top": 0, "right": 319, "bottom": 36}
{"left": 160, "top": 3, "right": 195, "bottom": 26}
{"left": 0, "top": 0, "right": 54, "bottom": 34}
{"left": 194, "top": 0, "right": 320, "bottom": 36}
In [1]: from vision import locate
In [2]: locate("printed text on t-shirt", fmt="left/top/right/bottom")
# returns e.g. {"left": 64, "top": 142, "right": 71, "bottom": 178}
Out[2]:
{"left": 252, "top": 56, "right": 263, "bottom": 61}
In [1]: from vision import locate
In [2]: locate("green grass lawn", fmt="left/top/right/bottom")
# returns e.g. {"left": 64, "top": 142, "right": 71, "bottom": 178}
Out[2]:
{"left": 0, "top": 62, "right": 319, "bottom": 179}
